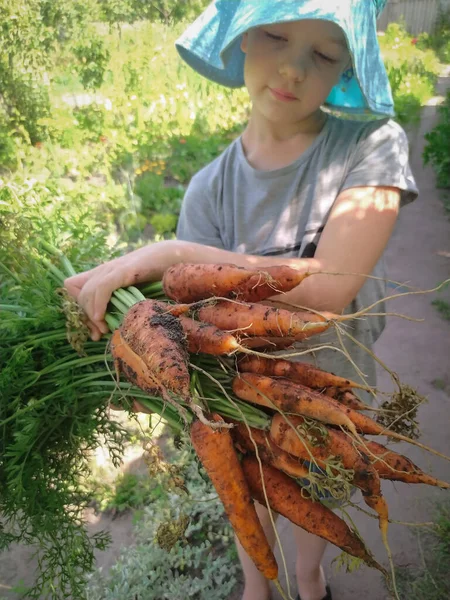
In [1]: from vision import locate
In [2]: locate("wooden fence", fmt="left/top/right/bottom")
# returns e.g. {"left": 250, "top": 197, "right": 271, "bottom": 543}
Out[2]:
{"left": 377, "top": 0, "right": 450, "bottom": 34}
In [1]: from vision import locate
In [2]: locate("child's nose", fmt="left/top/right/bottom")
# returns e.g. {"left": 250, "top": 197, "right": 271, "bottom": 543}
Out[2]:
{"left": 278, "top": 56, "right": 307, "bottom": 83}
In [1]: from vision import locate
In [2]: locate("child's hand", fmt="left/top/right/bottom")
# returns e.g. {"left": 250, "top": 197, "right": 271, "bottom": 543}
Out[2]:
{"left": 64, "top": 240, "right": 186, "bottom": 340}
{"left": 64, "top": 256, "right": 130, "bottom": 341}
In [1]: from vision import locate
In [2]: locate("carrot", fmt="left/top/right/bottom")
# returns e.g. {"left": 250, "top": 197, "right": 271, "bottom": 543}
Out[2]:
{"left": 241, "top": 457, "right": 386, "bottom": 574}
{"left": 323, "top": 386, "right": 373, "bottom": 411}
{"left": 245, "top": 264, "right": 311, "bottom": 301}
{"left": 231, "top": 422, "right": 311, "bottom": 480}
{"left": 190, "top": 415, "right": 278, "bottom": 580}
{"left": 232, "top": 373, "right": 359, "bottom": 436}
{"left": 269, "top": 414, "right": 389, "bottom": 538}
{"left": 178, "top": 315, "right": 241, "bottom": 355}
{"left": 362, "top": 440, "right": 450, "bottom": 488}
{"left": 162, "top": 263, "right": 310, "bottom": 303}
{"left": 196, "top": 300, "right": 330, "bottom": 339}
{"left": 320, "top": 395, "right": 450, "bottom": 461}
{"left": 113, "top": 300, "right": 190, "bottom": 399}
{"left": 239, "top": 336, "right": 296, "bottom": 350}
{"left": 238, "top": 356, "right": 366, "bottom": 390}
{"left": 110, "top": 329, "right": 158, "bottom": 396}
{"left": 269, "top": 414, "right": 381, "bottom": 498}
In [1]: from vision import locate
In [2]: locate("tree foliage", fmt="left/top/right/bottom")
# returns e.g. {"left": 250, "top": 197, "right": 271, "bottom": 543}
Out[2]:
{"left": 98, "top": 0, "right": 210, "bottom": 26}
{"left": 0, "top": 0, "right": 105, "bottom": 147}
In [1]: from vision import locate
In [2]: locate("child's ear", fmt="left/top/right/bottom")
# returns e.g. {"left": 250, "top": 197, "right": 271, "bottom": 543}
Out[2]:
{"left": 241, "top": 32, "right": 248, "bottom": 53}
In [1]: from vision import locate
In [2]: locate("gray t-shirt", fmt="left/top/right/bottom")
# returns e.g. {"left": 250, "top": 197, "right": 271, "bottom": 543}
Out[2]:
{"left": 177, "top": 115, "right": 418, "bottom": 396}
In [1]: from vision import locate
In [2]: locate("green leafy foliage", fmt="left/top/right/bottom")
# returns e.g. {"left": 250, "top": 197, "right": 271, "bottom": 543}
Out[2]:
{"left": 396, "top": 502, "right": 450, "bottom": 600}
{"left": 0, "top": 0, "right": 103, "bottom": 145}
{"left": 86, "top": 439, "right": 240, "bottom": 600}
{"left": 416, "top": 9, "right": 450, "bottom": 63}
{"left": 73, "top": 39, "right": 111, "bottom": 91}
{"left": 0, "top": 182, "right": 129, "bottom": 599}
{"left": 431, "top": 280, "right": 450, "bottom": 321}
{"left": 379, "top": 23, "right": 442, "bottom": 125}
{"left": 423, "top": 90, "right": 450, "bottom": 189}
{"left": 89, "top": 472, "right": 165, "bottom": 513}
{"left": 97, "top": 0, "right": 210, "bottom": 26}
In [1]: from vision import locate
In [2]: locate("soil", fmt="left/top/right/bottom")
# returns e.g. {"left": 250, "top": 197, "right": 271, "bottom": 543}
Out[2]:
{"left": 1, "top": 69, "right": 449, "bottom": 600}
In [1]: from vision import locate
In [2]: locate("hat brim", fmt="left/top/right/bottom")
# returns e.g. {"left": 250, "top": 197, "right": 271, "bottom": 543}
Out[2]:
{"left": 175, "top": 0, "right": 394, "bottom": 117}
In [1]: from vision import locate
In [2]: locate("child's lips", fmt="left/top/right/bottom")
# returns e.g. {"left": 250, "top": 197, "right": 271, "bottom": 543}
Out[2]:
{"left": 270, "top": 88, "right": 297, "bottom": 102}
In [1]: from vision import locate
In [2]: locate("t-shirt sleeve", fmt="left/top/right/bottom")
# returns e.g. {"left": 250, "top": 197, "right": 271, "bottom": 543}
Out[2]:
{"left": 176, "top": 166, "right": 224, "bottom": 248}
{"left": 340, "top": 119, "right": 419, "bottom": 206}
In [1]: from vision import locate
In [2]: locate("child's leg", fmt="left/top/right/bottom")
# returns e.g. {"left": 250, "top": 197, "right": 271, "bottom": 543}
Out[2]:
{"left": 292, "top": 525, "right": 328, "bottom": 600}
{"left": 236, "top": 501, "right": 278, "bottom": 600}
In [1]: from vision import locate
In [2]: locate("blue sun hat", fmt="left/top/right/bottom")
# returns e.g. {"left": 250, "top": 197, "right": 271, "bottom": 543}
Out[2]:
{"left": 175, "top": 0, "right": 393, "bottom": 117}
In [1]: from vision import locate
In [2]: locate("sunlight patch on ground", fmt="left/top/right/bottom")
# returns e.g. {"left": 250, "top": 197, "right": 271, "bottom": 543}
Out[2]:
{"left": 425, "top": 95, "right": 445, "bottom": 106}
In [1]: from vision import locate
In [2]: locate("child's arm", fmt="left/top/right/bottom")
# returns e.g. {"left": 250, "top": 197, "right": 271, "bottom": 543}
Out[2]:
{"left": 65, "top": 184, "right": 399, "bottom": 338}
{"left": 270, "top": 184, "right": 401, "bottom": 312}
{"left": 165, "top": 185, "right": 400, "bottom": 313}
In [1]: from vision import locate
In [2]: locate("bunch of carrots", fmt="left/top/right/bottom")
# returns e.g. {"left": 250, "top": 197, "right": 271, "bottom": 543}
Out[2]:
{"left": 108, "top": 262, "right": 450, "bottom": 599}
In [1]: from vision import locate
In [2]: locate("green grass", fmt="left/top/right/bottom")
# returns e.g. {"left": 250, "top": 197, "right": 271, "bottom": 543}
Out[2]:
{"left": 432, "top": 299, "right": 450, "bottom": 320}
{"left": 397, "top": 503, "right": 450, "bottom": 600}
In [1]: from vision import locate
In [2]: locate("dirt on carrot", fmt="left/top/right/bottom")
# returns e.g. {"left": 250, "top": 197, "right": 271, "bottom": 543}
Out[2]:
{"left": 362, "top": 439, "right": 450, "bottom": 488}
{"left": 238, "top": 356, "right": 365, "bottom": 390}
{"left": 110, "top": 329, "right": 159, "bottom": 396}
{"left": 196, "top": 300, "right": 330, "bottom": 339}
{"left": 116, "top": 299, "right": 190, "bottom": 399}
{"left": 232, "top": 373, "right": 358, "bottom": 435}
{"left": 323, "top": 387, "right": 373, "bottom": 411}
{"left": 162, "top": 263, "right": 310, "bottom": 303}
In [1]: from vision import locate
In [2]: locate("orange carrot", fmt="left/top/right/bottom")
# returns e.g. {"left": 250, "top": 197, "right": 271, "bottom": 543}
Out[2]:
{"left": 232, "top": 373, "right": 359, "bottom": 436}
{"left": 323, "top": 387, "right": 373, "bottom": 411}
{"left": 110, "top": 329, "right": 158, "bottom": 396}
{"left": 362, "top": 440, "right": 450, "bottom": 488}
{"left": 322, "top": 396, "right": 444, "bottom": 457}
{"left": 112, "top": 300, "right": 190, "bottom": 399}
{"left": 190, "top": 415, "right": 278, "bottom": 580}
{"left": 197, "top": 300, "right": 330, "bottom": 339}
{"left": 269, "top": 414, "right": 389, "bottom": 536}
{"left": 231, "top": 422, "right": 311, "bottom": 480}
{"left": 269, "top": 414, "right": 381, "bottom": 498}
{"left": 178, "top": 315, "right": 241, "bottom": 355}
{"left": 245, "top": 264, "right": 311, "bottom": 301}
{"left": 239, "top": 336, "right": 296, "bottom": 350}
{"left": 238, "top": 356, "right": 365, "bottom": 390}
{"left": 241, "top": 457, "right": 385, "bottom": 574}
{"left": 162, "top": 263, "right": 310, "bottom": 303}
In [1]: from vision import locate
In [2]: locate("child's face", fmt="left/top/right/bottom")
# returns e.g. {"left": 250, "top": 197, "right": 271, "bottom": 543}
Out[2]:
{"left": 241, "top": 19, "right": 350, "bottom": 125}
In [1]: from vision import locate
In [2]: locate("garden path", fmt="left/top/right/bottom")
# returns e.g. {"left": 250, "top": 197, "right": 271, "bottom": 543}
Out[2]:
{"left": 271, "top": 66, "right": 450, "bottom": 600}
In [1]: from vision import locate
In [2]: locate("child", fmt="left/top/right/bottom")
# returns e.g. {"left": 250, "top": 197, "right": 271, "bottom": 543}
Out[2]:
{"left": 65, "top": 1, "right": 419, "bottom": 598}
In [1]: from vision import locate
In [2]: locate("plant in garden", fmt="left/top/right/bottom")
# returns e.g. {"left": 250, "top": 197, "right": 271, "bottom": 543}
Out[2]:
{"left": 98, "top": 0, "right": 210, "bottom": 27}
{"left": 416, "top": 8, "right": 450, "bottom": 63}
{"left": 88, "top": 472, "right": 165, "bottom": 513}
{"left": 379, "top": 23, "right": 441, "bottom": 125}
{"left": 73, "top": 39, "right": 111, "bottom": 91}
{"left": 0, "top": 0, "right": 104, "bottom": 146}
{"left": 86, "top": 439, "right": 240, "bottom": 600}
{"left": 396, "top": 502, "right": 450, "bottom": 600}
{"left": 431, "top": 280, "right": 450, "bottom": 322}
{"left": 423, "top": 90, "right": 450, "bottom": 189}
{"left": 0, "top": 181, "right": 129, "bottom": 599}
